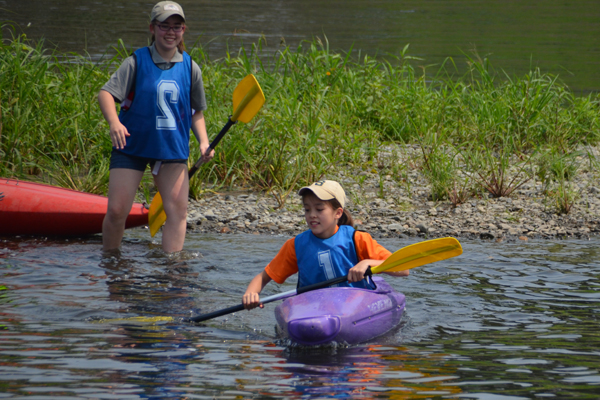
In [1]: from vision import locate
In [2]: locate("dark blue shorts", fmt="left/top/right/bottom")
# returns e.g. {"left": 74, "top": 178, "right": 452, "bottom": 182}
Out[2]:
{"left": 109, "top": 149, "right": 186, "bottom": 171}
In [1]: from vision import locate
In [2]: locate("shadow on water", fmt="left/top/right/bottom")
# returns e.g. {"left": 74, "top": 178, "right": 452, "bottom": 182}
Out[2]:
{"left": 1, "top": 231, "right": 600, "bottom": 398}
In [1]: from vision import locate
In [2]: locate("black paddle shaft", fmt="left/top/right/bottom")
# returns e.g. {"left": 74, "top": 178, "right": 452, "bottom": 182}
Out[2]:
{"left": 188, "top": 117, "right": 237, "bottom": 178}
{"left": 186, "top": 303, "right": 245, "bottom": 323}
{"left": 185, "top": 278, "right": 347, "bottom": 325}
{"left": 185, "top": 267, "right": 372, "bottom": 324}
{"left": 297, "top": 266, "right": 372, "bottom": 294}
{"left": 185, "top": 277, "right": 347, "bottom": 324}
{"left": 296, "top": 275, "right": 349, "bottom": 294}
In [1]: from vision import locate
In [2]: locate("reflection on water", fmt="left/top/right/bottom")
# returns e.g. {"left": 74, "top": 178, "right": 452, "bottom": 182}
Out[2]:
{"left": 2, "top": 0, "right": 599, "bottom": 93}
{"left": 1, "top": 231, "right": 599, "bottom": 398}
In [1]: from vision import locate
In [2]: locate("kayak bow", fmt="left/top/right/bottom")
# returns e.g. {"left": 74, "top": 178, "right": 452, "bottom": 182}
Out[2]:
{"left": 0, "top": 178, "right": 148, "bottom": 236}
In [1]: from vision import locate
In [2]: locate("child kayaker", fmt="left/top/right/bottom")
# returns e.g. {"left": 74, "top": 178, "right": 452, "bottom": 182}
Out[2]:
{"left": 243, "top": 180, "right": 409, "bottom": 310}
{"left": 98, "top": 1, "right": 213, "bottom": 253}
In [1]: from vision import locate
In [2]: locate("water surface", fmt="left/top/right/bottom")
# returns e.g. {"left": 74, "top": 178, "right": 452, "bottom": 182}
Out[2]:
{"left": 2, "top": 0, "right": 599, "bottom": 93}
{"left": 1, "top": 231, "right": 599, "bottom": 398}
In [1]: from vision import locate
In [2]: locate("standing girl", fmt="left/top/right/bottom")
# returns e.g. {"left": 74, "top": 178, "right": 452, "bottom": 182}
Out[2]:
{"left": 243, "top": 180, "right": 409, "bottom": 309}
{"left": 98, "top": 1, "right": 213, "bottom": 253}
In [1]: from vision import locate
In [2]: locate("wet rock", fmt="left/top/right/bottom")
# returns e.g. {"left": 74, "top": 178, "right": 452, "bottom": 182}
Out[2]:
{"left": 415, "top": 224, "right": 429, "bottom": 234}
{"left": 405, "top": 228, "right": 418, "bottom": 236}
{"left": 388, "top": 223, "right": 403, "bottom": 232}
{"left": 508, "top": 228, "right": 522, "bottom": 235}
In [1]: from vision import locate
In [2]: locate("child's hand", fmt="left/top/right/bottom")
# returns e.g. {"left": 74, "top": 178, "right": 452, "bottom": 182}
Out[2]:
{"left": 200, "top": 142, "right": 215, "bottom": 163}
{"left": 109, "top": 121, "right": 130, "bottom": 150}
{"left": 348, "top": 260, "right": 371, "bottom": 282}
{"left": 242, "top": 292, "right": 264, "bottom": 310}
{"left": 243, "top": 270, "right": 271, "bottom": 310}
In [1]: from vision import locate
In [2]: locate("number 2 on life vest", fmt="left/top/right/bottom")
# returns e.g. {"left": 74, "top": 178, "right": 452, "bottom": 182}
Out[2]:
{"left": 156, "top": 80, "right": 180, "bottom": 130}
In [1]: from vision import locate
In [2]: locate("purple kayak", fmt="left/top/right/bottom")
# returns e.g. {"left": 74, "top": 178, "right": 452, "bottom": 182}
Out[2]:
{"left": 274, "top": 277, "right": 405, "bottom": 346}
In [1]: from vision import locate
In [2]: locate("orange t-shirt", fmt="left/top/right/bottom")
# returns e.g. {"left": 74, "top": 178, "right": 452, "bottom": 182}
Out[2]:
{"left": 264, "top": 227, "right": 392, "bottom": 284}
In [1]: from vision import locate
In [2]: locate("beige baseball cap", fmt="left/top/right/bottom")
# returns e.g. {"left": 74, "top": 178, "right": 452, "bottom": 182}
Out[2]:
{"left": 298, "top": 180, "right": 347, "bottom": 209}
{"left": 151, "top": 1, "right": 186, "bottom": 22}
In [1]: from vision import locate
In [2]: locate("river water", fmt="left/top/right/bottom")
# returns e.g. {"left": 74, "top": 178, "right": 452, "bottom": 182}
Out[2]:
{"left": 1, "top": 230, "right": 599, "bottom": 399}
{"left": 1, "top": 0, "right": 599, "bottom": 93}
{"left": 2, "top": 1, "right": 600, "bottom": 397}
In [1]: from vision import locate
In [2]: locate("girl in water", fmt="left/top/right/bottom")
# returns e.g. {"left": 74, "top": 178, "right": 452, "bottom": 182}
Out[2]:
{"left": 243, "top": 180, "right": 409, "bottom": 309}
{"left": 98, "top": 1, "right": 213, "bottom": 253}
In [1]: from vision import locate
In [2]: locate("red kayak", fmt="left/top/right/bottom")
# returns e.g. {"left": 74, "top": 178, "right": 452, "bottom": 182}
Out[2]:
{"left": 0, "top": 178, "right": 148, "bottom": 236}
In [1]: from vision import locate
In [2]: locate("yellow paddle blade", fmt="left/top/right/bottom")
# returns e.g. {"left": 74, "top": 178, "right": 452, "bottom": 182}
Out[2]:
{"left": 232, "top": 74, "right": 265, "bottom": 123}
{"left": 148, "top": 192, "right": 166, "bottom": 237}
{"left": 373, "top": 237, "right": 462, "bottom": 274}
{"left": 147, "top": 74, "right": 265, "bottom": 238}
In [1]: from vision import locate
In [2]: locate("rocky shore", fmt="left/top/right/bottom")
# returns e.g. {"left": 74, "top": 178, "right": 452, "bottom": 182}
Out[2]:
{"left": 185, "top": 150, "right": 600, "bottom": 242}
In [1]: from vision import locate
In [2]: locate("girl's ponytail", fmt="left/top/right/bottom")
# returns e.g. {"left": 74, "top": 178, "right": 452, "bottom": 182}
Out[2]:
{"left": 338, "top": 209, "right": 354, "bottom": 227}
{"left": 330, "top": 199, "right": 354, "bottom": 227}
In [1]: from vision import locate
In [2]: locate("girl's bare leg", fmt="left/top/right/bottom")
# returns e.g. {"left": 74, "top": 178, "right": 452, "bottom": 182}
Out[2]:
{"left": 103, "top": 168, "right": 145, "bottom": 251}
{"left": 154, "top": 163, "right": 189, "bottom": 253}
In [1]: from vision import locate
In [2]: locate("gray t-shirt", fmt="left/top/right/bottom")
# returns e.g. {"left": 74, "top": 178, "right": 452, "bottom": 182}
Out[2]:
{"left": 101, "top": 43, "right": 207, "bottom": 112}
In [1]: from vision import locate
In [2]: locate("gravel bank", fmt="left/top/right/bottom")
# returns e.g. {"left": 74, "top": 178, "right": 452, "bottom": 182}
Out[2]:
{"left": 185, "top": 148, "right": 600, "bottom": 242}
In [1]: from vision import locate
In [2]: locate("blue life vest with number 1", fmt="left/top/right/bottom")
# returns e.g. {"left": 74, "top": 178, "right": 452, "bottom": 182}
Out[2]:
{"left": 118, "top": 47, "right": 192, "bottom": 160}
{"left": 295, "top": 225, "right": 373, "bottom": 289}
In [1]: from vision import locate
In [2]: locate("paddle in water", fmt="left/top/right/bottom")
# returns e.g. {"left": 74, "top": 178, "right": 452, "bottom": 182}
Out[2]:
{"left": 187, "top": 237, "right": 463, "bottom": 323}
{"left": 148, "top": 74, "right": 266, "bottom": 237}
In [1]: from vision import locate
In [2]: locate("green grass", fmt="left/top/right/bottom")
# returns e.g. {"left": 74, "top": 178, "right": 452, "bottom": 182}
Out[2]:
{"left": 1, "top": 25, "right": 599, "bottom": 213}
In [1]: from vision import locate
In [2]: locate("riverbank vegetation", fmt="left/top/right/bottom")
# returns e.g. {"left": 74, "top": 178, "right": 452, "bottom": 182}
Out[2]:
{"left": 1, "top": 27, "right": 599, "bottom": 214}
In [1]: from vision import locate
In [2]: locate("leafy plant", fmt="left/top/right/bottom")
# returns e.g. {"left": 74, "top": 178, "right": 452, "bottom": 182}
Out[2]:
{"left": 463, "top": 146, "right": 533, "bottom": 198}
{"left": 448, "top": 176, "right": 473, "bottom": 207}
{"left": 536, "top": 148, "right": 581, "bottom": 190}
{"left": 554, "top": 181, "right": 579, "bottom": 214}
{"left": 420, "top": 144, "right": 459, "bottom": 201}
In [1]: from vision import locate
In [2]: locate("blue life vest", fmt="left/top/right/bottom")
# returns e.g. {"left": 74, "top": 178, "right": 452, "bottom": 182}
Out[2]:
{"left": 295, "top": 225, "right": 373, "bottom": 289}
{"left": 118, "top": 47, "right": 192, "bottom": 160}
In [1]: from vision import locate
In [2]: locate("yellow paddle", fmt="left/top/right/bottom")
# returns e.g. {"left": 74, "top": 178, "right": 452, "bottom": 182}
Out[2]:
{"left": 187, "top": 237, "right": 463, "bottom": 323}
{"left": 148, "top": 74, "right": 266, "bottom": 237}
{"left": 369, "top": 236, "right": 463, "bottom": 274}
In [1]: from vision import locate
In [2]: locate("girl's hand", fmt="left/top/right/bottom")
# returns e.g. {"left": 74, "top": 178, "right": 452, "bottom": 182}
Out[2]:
{"left": 348, "top": 260, "right": 371, "bottom": 282}
{"left": 243, "top": 270, "right": 271, "bottom": 310}
{"left": 200, "top": 142, "right": 214, "bottom": 163}
{"left": 109, "top": 121, "right": 130, "bottom": 150}
{"left": 242, "top": 291, "right": 264, "bottom": 310}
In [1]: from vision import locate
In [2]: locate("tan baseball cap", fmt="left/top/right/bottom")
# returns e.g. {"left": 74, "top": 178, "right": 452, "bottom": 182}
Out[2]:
{"left": 298, "top": 180, "right": 347, "bottom": 209}
{"left": 151, "top": 1, "right": 186, "bottom": 22}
